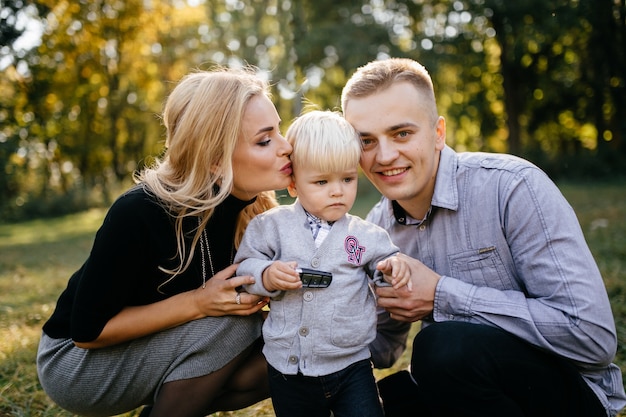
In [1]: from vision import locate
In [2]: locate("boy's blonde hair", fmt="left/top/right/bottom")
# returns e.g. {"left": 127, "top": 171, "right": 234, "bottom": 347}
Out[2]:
{"left": 286, "top": 110, "right": 362, "bottom": 173}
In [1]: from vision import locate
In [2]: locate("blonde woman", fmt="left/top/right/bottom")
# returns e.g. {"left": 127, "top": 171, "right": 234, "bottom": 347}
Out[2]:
{"left": 37, "top": 66, "right": 293, "bottom": 417}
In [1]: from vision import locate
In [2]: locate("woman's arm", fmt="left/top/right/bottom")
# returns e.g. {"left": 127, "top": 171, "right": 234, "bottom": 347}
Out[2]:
{"left": 75, "top": 264, "right": 268, "bottom": 349}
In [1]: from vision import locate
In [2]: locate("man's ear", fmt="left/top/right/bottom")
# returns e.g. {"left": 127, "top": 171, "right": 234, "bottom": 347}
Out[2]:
{"left": 287, "top": 181, "right": 297, "bottom": 198}
{"left": 435, "top": 116, "right": 446, "bottom": 150}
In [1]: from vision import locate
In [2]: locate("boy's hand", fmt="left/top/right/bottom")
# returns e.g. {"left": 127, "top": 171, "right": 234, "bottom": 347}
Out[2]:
{"left": 262, "top": 260, "right": 302, "bottom": 291}
{"left": 377, "top": 255, "right": 413, "bottom": 291}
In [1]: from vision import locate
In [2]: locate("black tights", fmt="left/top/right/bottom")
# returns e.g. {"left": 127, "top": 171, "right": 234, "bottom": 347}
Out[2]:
{"left": 378, "top": 322, "right": 606, "bottom": 417}
{"left": 141, "top": 339, "right": 269, "bottom": 417}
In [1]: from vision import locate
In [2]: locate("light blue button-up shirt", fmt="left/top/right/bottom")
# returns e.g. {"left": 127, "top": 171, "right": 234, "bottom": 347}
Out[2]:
{"left": 368, "top": 145, "right": 626, "bottom": 416}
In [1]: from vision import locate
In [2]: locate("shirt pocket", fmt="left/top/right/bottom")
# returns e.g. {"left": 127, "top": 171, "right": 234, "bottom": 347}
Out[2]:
{"left": 262, "top": 301, "right": 292, "bottom": 348}
{"left": 330, "top": 302, "right": 376, "bottom": 348}
{"left": 448, "top": 247, "right": 515, "bottom": 290}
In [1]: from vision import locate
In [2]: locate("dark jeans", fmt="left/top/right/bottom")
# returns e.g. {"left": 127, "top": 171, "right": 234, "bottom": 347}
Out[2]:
{"left": 268, "top": 358, "right": 384, "bottom": 417}
{"left": 377, "top": 321, "right": 607, "bottom": 417}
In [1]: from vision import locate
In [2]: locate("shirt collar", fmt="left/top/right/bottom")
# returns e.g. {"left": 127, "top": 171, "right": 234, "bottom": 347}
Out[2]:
{"left": 431, "top": 145, "right": 459, "bottom": 212}
{"left": 304, "top": 209, "right": 333, "bottom": 227}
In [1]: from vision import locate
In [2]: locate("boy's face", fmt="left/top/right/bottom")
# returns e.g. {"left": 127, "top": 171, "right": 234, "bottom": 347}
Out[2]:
{"left": 289, "top": 164, "right": 358, "bottom": 222}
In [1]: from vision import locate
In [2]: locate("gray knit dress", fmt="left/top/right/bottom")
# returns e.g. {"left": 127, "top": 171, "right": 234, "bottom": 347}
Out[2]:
{"left": 37, "top": 315, "right": 262, "bottom": 416}
{"left": 37, "top": 186, "right": 262, "bottom": 416}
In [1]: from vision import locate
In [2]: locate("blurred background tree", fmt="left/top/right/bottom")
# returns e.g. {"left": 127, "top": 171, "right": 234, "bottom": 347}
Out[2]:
{"left": 0, "top": 0, "right": 624, "bottom": 222}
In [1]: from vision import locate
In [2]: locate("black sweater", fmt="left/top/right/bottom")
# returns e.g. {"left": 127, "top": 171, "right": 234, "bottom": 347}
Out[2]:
{"left": 42, "top": 185, "right": 253, "bottom": 342}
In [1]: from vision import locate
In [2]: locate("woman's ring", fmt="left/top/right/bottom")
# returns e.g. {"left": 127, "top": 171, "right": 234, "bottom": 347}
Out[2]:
{"left": 235, "top": 293, "right": 241, "bottom": 305}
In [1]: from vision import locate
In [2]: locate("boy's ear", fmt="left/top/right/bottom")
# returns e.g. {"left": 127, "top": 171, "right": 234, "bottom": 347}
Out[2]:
{"left": 287, "top": 181, "right": 297, "bottom": 198}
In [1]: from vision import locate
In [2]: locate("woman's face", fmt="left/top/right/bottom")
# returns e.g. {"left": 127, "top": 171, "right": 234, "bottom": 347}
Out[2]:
{"left": 231, "top": 94, "right": 293, "bottom": 200}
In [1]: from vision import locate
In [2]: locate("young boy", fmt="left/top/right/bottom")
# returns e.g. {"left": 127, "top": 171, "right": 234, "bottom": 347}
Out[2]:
{"left": 234, "top": 110, "right": 410, "bottom": 417}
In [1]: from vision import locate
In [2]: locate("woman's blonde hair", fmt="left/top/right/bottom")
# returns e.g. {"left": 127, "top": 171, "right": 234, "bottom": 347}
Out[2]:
{"left": 286, "top": 110, "right": 361, "bottom": 173}
{"left": 135, "top": 66, "right": 278, "bottom": 279}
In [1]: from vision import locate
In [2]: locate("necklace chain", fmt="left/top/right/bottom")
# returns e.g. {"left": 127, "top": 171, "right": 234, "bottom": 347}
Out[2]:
{"left": 198, "top": 217, "right": 234, "bottom": 289}
{"left": 198, "top": 218, "right": 214, "bottom": 289}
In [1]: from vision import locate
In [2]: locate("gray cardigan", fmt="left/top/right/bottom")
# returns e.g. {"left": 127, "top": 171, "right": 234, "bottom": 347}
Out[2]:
{"left": 235, "top": 200, "right": 399, "bottom": 376}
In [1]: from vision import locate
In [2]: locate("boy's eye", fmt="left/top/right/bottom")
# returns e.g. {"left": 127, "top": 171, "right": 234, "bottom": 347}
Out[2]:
{"left": 316, "top": 180, "right": 327, "bottom": 185}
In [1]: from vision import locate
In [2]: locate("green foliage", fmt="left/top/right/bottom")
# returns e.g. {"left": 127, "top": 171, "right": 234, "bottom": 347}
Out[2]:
{"left": 0, "top": 0, "right": 624, "bottom": 222}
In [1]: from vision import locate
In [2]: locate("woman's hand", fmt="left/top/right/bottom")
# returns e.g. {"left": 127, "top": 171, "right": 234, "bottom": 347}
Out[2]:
{"left": 192, "top": 263, "right": 269, "bottom": 317}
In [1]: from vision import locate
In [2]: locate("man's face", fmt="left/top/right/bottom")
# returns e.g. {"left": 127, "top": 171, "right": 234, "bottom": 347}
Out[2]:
{"left": 343, "top": 81, "right": 445, "bottom": 218}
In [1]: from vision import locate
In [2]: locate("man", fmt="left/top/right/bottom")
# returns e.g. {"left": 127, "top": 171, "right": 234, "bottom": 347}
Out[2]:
{"left": 342, "top": 57, "right": 626, "bottom": 417}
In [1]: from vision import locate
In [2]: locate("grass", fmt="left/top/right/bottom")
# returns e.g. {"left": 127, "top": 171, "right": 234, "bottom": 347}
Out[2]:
{"left": 0, "top": 181, "right": 624, "bottom": 416}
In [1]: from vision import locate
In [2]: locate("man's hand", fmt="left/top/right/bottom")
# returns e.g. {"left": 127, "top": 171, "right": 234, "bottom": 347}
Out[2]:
{"left": 375, "top": 253, "right": 441, "bottom": 322}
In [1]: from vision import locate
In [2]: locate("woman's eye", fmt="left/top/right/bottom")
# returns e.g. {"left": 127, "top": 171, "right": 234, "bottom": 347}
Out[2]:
{"left": 257, "top": 139, "right": 271, "bottom": 147}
